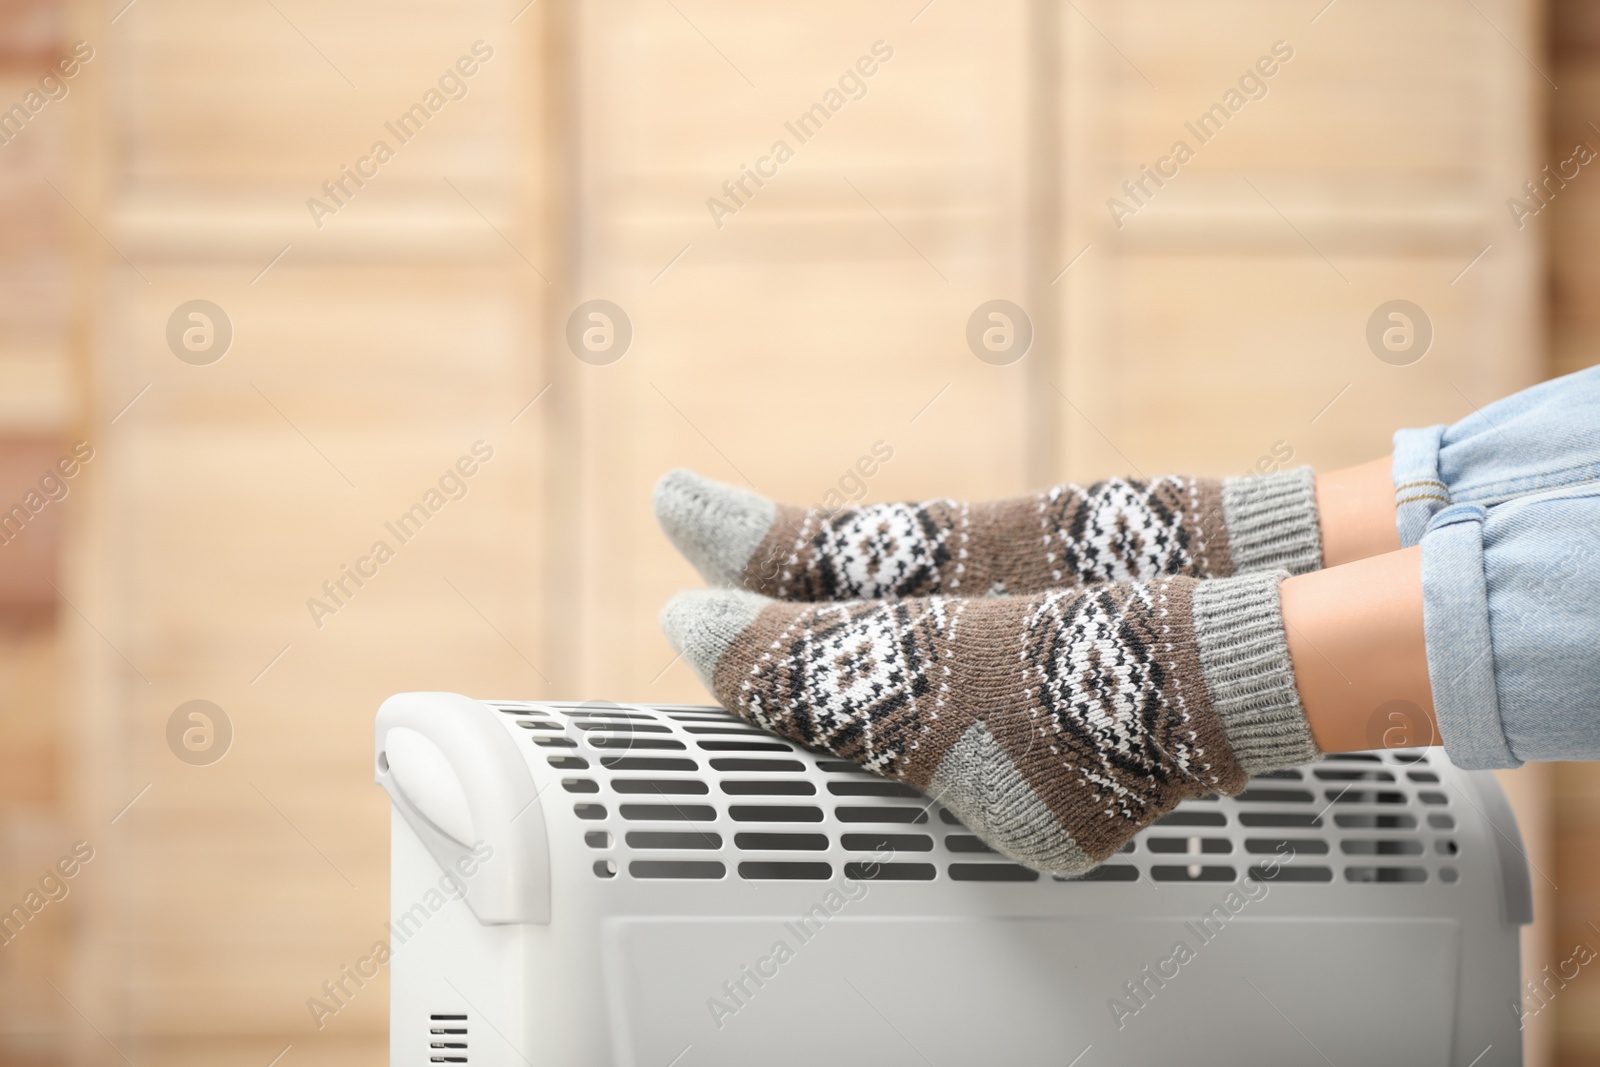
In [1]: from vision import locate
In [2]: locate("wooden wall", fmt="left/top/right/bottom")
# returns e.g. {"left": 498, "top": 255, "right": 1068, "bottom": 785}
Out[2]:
{"left": 0, "top": 0, "right": 1579, "bottom": 1063}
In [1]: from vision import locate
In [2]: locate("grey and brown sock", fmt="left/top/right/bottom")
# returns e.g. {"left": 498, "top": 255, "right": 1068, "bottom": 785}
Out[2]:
{"left": 654, "top": 468, "right": 1323, "bottom": 601}
{"left": 660, "top": 571, "right": 1321, "bottom": 874}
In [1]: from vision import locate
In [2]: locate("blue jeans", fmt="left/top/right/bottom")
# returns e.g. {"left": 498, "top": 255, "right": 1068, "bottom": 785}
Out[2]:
{"left": 1392, "top": 365, "right": 1600, "bottom": 768}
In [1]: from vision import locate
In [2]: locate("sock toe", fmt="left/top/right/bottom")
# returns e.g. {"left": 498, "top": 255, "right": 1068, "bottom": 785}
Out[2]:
{"left": 653, "top": 469, "right": 778, "bottom": 588}
{"left": 659, "top": 588, "right": 769, "bottom": 695}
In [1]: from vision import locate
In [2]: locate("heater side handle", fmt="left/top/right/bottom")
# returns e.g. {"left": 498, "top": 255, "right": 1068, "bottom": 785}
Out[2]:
{"left": 1465, "top": 769, "right": 1533, "bottom": 927}
{"left": 375, "top": 692, "right": 550, "bottom": 925}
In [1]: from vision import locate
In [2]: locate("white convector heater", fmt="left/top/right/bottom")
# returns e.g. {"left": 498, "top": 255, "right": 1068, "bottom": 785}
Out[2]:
{"left": 375, "top": 691, "right": 1531, "bottom": 1067}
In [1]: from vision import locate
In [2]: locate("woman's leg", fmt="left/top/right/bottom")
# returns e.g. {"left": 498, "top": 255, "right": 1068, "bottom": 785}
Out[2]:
{"left": 1314, "top": 455, "right": 1401, "bottom": 568}
{"left": 1281, "top": 545, "right": 1437, "bottom": 753}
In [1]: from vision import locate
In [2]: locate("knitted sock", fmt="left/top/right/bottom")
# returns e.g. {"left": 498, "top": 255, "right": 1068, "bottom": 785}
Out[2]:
{"left": 654, "top": 468, "right": 1322, "bottom": 601}
{"left": 660, "top": 571, "right": 1320, "bottom": 874}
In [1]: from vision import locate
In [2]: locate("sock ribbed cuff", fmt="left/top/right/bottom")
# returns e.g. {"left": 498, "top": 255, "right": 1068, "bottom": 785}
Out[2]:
{"left": 1192, "top": 571, "right": 1321, "bottom": 775}
{"left": 1220, "top": 466, "right": 1323, "bottom": 576}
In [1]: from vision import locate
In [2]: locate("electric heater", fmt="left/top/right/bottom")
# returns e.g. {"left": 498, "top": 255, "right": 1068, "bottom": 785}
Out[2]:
{"left": 376, "top": 691, "right": 1531, "bottom": 1067}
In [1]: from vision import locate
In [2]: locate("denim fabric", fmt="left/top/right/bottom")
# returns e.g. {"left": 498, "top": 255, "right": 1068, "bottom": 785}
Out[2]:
{"left": 1417, "top": 481, "right": 1600, "bottom": 769}
{"left": 1392, "top": 365, "right": 1600, "bottom": 547}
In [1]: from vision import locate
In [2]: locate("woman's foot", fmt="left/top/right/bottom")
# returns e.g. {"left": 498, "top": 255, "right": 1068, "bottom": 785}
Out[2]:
{"left": 659, "top": 571, "right": 1321, "bottom": 874}
{"left": 653, "top": 468, "right": 1323, "bottom": 601}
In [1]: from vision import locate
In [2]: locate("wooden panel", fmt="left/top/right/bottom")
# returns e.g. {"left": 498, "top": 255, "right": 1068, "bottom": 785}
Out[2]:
{"left": 64, "top": 0, "right": 554, "bottom": 1063}
{"left": 1057, "top": 0, "right": 1542, "bottom": 481}
{"left": 1055, "top": 3, "right": 1555, "bottom": 1064}
{"left": 567, "top": 0, "right": 1039, "bottom": 701}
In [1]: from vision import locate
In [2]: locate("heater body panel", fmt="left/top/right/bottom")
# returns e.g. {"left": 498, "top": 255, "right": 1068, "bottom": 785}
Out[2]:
{"left": 378, "top": 695, "right": 1528, "bottom": 1067}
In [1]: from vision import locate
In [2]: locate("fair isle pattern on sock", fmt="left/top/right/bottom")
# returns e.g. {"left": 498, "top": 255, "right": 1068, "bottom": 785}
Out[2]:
{"left": 1037, "top": 477, "right": 1222, "bottom": 590}
{"left": 663, "top": 573, "right": 1317, "bottom": 874}
{"left": 747, "top": 475, "right": 1231, "bottom": 601}
{"left": 736, "top": 596, "right": 963, "bottom": 776}
{"left": 1020, "top": 581, "right": 1224, "bottom": 820}
{"left": 753, "top": 500, "right": 966, "bottom": 601}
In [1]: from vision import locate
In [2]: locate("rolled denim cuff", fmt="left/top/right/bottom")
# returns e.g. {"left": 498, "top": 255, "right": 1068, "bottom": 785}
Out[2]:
{"left": 1418, "top": 503, "right": 1521, "bottom": 769}
{"left": 1392, "top": 425, "right": 1451, "bottom": 548}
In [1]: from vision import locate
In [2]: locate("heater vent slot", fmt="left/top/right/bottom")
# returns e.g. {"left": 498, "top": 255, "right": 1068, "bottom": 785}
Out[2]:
{"left": 730, "top": 805, "right": 823, "bottom": 823}
{"left": 1244, "top": 838, "right": 1328, "bottom": 855}
{"left": 602, "top": 756, "right": 697, "bottom": 772}
{"left": 1327, "top": 789, "right": 1406, "bottom": 805}
{"left": 842, "top": 833, "right": 933, "bottom": 852}
{"left": 735, "top": 832, "right": 828, "bottom": 851}
{"left": 590, "top": 737, "right": 686, "bottom": 750}
{"left": 712, "top": 758, "right": 805, "bottom": 773}
{"left": 573, "top": 721, "right": 671, "bottom": 733}
{"left": 1239, "top": 812, "right": 1322, "bottom": 828}
{"left": 818, "top": 759, "right": 872, "bottom": 775}
{"left": 621, "top": 803, "right": 715, "bottom": 821}
{"left": 1342, "top": 839, "right": 1424, "bottom": 856}
{"left": 1055, "top": 864, "right": 1140, "bottom": 882}
{"left": 1346, "top": 866, "right": 1428, "bottom": 883}
{"left": 846, "top": 862, "right": 936, "bottom": 880}
{"left": 836, "top": 806, "right": 928, "bottom": 824}
{"left": 613, "top": 779, "right": 709, "bottom": 795}
{"left": 1249, "top": 865, "right": 1333, "bottom": 882}
{"left": 950, "top": 863, "right": 1038, "bottom": 882}
{"left": 566, "top": 711, "right": 659, "bottom": 721}
{"left": 721, "top": 780, "right": 815, "bottom": 796}
{"left": 628, "top": 831, "right": 722, "bottom": 849}
{"left": 429, "top": 1014, "right": 467, "bottom": 1063}
{"left": 1158, "top": 811, "right": 1227, "bottom": 827}
{"left": 1314, "top": 768, "right": 1395, "bottom": 782}
{"left": 698, "top": 740, "right": 793, "bottom": 752}
{"left": 827, "top": 780, "right": 923, "bottom": 798}
{"left": 630, "top": 860, "right": 725, "bottom": 879}
{"left": 739, "top": 861, "right": 833, "bottom": 880}
{"left": 1334, "top": 813, "right": 1416, "bottom": 830}
{"left": 943, "top": 834, "right": 994, "bottom": 854}
{"left": 1236, "top": 788, "right": 1315, "bottom": 803}
{"left": 1146, "top": 837, "right": 1232, "bottom": 855}
{"left": 1150, "top": 865, "right": 1237, "bottom": 882}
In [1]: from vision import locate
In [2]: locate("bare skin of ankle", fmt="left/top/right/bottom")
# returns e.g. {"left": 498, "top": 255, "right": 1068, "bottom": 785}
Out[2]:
{"left": 1314, "top": 455, "right": 1401, "bottom": 567}
{"left": 1283, "top": 456, "right": 1438, "bottom": 754}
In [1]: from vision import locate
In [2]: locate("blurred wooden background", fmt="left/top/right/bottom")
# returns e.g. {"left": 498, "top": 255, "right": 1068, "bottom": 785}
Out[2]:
{"left": 0, "top": 0, "right": 1594, "bottom": 1062}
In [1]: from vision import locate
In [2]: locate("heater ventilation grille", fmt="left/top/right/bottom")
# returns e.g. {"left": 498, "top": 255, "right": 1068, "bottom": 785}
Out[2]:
{"left": 429, "top": 1014, "right": 467, "bottom": 1063}
{"left": 489, "top": 703, "right": 1462, "bottom": 889}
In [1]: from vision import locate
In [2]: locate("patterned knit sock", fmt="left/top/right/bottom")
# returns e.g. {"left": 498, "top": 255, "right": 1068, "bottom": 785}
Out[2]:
{"left": 660, "top": 571, "right": 1320, "bottom": 874}
{"left": 653, "top": 468, "right": 1322, "bottom": 601}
